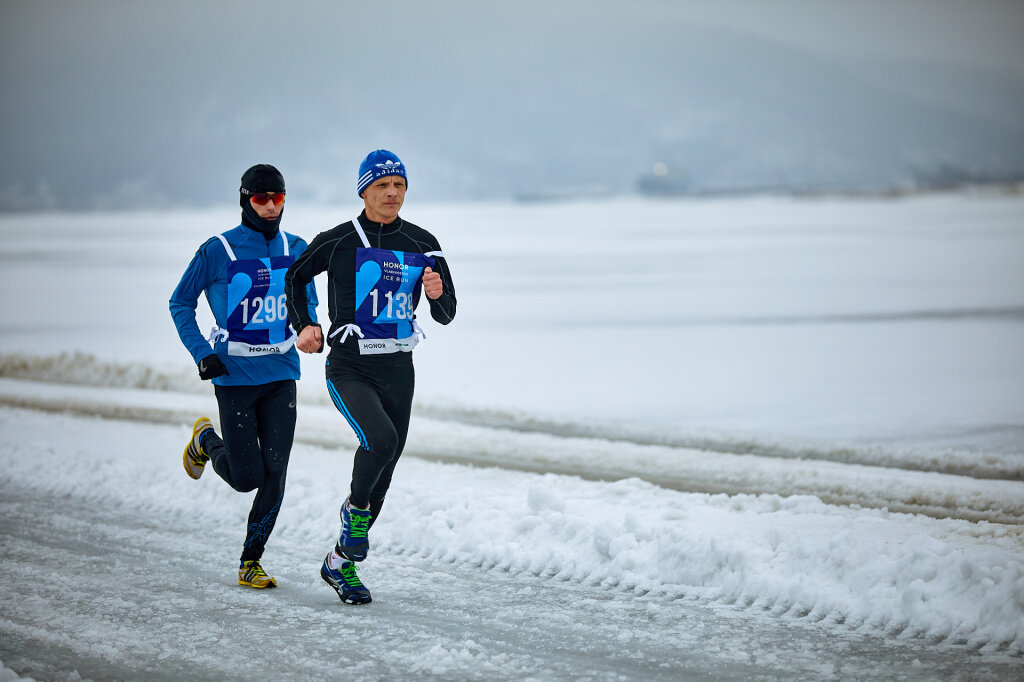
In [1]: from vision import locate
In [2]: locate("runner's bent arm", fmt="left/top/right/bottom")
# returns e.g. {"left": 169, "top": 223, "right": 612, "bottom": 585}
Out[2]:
{"left": 169, "top": 240, "right": 218, "bottom": 364}
{"left": 285, "top": 233, "right": 329, "bottom": 334}
{"left": 424, "top": 251, "right": 456, "bottom": 325}
{"left": 288, "top": 234, "right": 320, "bottom": 326}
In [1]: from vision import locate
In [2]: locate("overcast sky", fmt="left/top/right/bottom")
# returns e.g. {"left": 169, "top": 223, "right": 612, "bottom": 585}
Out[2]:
{"left": 685, "top": 0, "right": 1024, "bottom": 70}
{"left": 1, "top": 0, "right": 1022, "bottom": 209}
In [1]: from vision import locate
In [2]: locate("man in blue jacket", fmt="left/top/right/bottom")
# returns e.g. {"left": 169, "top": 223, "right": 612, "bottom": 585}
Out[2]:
{"left": 169, "top": 164, "right": 318, "bottom": 589}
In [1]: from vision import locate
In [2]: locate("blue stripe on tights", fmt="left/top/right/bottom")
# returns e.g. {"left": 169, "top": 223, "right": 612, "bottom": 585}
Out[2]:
{"left": 326, "top": 377, "right": 368, "bottom": 449}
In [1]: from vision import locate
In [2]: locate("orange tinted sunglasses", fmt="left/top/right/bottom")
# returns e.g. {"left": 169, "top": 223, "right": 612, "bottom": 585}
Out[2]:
{"left": 242, "top": 189, "right": 285, "bottom": 206}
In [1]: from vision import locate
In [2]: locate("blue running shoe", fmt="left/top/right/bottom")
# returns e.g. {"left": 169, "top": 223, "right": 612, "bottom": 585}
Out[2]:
{"left": 336, "top": 497, "right": 372, "bottom": 562}
{"left": 320, "top": 553, "right": 371, "bottom": 605}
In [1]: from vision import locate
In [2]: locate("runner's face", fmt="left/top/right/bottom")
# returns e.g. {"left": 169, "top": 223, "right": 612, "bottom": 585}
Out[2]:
{"left": 251, "top": 194, "right": 284, "bottom": 219}
{"left": 361, "top": 176, "right": 406, "bottom": 223}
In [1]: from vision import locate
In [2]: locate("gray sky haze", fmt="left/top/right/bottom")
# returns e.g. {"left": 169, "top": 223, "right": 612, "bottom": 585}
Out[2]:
{"left": 1, "top": 0, "right": 1022, "bottom": 209}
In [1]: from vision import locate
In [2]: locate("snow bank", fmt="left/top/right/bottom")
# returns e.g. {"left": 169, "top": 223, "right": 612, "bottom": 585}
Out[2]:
{"left": 380, "top": 473, "right": 1024, "bottom": 652}
{"left": 0, "top": 659, "right": 36, "bottom": 682}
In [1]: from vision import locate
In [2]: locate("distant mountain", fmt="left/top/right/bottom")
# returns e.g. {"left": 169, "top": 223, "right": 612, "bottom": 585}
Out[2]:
{"left": 2, "top": 13, "right": 1022, "bottom": 210}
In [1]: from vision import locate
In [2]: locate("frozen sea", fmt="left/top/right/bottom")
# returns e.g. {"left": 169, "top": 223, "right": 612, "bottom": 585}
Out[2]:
{"left": 1, "top": 191, "right": 1022, "bottom": 680}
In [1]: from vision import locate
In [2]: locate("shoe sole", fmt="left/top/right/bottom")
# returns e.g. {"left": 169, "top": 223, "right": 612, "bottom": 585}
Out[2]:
{"left": 238, "top": 578, "right": 277, "bottom": 589}
{"left": 183, "top": 419, "right": 211, "bottom": 480}
{"left": 335, "top": 545, "right": 368, "bottom": 562}
{"left": 182, "top": 448, "right": 205, "bottom": 479}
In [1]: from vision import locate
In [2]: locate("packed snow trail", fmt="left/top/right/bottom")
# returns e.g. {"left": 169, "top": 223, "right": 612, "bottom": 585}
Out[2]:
{"left": 1, "top": 407, "right": 1022, "bottom": 681}
{"left": 4, "top": 483, "right": 1007, "bottom": 682}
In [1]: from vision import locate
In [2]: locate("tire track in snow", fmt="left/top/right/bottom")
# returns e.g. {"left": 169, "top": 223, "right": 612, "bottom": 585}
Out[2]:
{"left": 2, "top": 351, "right": 1021, "bottom": 481}
{"left": 1, "top": 376, "right": 1022, "bottom": 525}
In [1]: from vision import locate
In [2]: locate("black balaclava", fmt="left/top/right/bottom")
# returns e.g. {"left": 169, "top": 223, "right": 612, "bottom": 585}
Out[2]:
{"left": 239, "top": 164, "right": 285, "bottom": 240}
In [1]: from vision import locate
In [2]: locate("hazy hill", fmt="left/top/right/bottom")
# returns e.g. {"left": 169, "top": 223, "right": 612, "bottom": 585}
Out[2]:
{"left": 1, "top": 2, "right": 1022, "bottom": 209}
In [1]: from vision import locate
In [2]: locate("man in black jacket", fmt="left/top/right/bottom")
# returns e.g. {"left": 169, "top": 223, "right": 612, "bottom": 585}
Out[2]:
{"left": 285, "top": 149, "right": 456, "bottom": 604}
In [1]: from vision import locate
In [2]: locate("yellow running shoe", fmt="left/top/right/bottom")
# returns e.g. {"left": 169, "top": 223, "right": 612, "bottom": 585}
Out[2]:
{"left": 238, "top": 560, "right": 278, "bottom": 588}
{"left": 182, "top": 417, "right": 213, "bottom": 480}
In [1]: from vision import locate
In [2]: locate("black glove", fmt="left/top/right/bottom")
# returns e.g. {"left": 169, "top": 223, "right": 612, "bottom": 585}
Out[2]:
{"left": 198, "top": 354, "right": 229, "bottom": 380}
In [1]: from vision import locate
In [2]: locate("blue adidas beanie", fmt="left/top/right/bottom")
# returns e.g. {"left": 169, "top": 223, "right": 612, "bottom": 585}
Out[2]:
{"left": 357, "top": 149, "right": 407, "bottom": 197}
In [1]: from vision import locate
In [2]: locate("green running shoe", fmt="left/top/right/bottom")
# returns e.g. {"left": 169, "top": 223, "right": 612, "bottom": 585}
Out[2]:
{"left": 336, "top": 497, "right": 372, "bottom": 562}
{"left": 320, "top": 553, "right": 371, "bottom": 605}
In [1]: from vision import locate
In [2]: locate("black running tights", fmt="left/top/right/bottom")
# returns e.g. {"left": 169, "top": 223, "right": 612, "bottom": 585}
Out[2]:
{"left": 325, "top": 357, "right": 414, "bottom": 526}
{"left": 207, "top": 379, "right": 296, "bottom": 563}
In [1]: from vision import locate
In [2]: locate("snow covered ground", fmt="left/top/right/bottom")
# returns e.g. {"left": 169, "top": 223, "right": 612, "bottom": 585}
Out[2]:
{"left": 1, "top": 192, "right": 1022, "bottom": 680}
